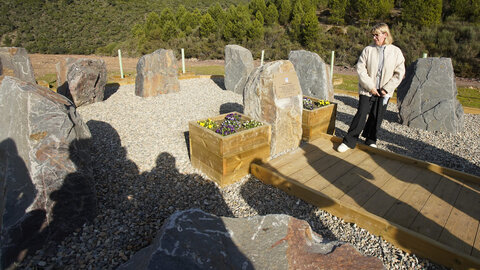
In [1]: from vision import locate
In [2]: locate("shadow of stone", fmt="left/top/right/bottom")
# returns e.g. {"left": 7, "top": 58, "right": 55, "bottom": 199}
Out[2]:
{"left": 219, "top": 102, "right": 244, "bottom": 114}
{"left": 104, "top": 83, "right": 120, "bottom": 100}
{"left": 211, "top": 75, "right": 225, "bottom": 90}
{"left": 183, "top": 131, "right": 190, "bottom": 160}
{"left": 335, "top": 110, "right": 480, "bottom": 176}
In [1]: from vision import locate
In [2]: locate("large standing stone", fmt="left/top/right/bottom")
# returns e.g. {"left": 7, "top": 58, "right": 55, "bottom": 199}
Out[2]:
{"left": 56, "top": 58, "right": 107, "bottom": 107}
{"left": 118, "top": 209, "right": 385, "bottom": 270}
{"left": 244, "top": 60, "right": 302, "bottom": 156}
{"left": 397, "top": 58, "right": 464, "bottom": 133}
{"left": 0, "top": 47, "right": 36, "bottom": 84}
{"left": 0, "top": 76, "right": 97, "bottom": 268}
{"left": 225, "top": 44, "right": 255, "bottom": 94}
{"left": 135, "top": 49, "right": 179, "bottom": 97}
{"left": 288, "top": 50, "right": 334, "bottom": 101}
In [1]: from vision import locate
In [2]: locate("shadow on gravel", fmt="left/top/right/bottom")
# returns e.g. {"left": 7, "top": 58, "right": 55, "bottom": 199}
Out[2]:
{"left": 74, "top": 120, "right": 252, "bottom": 268}
{"left": 239, "top": 176, "right": 340, "bottom": 243}
{"left": 104, "top": 83, "right": 120, "bottom": 100}
{"left": 219, "top": 102, "right": 244, "bottom": 114}
{"left": 334, "top": 95, "right": 479, "bottom": 177}
{"left": 211, "top": 75, "right": 226, "bottom": 90}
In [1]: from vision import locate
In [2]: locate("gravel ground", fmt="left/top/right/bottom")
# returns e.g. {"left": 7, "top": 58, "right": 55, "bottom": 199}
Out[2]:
{"left": 18, "top": 78, "right": 479, "bottom": 270}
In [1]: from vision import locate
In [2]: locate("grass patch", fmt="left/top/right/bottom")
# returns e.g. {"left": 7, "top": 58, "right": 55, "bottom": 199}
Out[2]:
{"left": 333, "top": 73, "right": 480, "bottom": 109}
{"left": 183, "top": 65, "right": 225, "bottom": 76}
{"left": 37, "top": 73, "right": 57, "bottom": 87}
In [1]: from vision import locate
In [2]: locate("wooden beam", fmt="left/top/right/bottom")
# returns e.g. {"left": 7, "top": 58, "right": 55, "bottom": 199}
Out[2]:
{"left": 251, "top": 163, "right": 480, "bottom": 269}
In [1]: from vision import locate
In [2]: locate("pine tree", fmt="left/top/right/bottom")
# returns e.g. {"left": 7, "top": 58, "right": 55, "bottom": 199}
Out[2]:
{"left": 302, "top": 8, "right": 320, "bottom": 48}
{"left": 278, "top": 0, "right": 292, "bottom": 25}
{"left": 328, "top": 0, "right": 347, "bottom": 25}
{"left": 200, "top": 13, "right": 216, "bottom": 38}
{"left": 265, "top": 3, "right": 279, "bottom": 25}
{"left": 402, "top": 0, "right": 442, "bottom": 26}
{"left": 256, "top": 10, "right": 265, "bottom": 25}
{"left": 247, "top": 19, "right": 265, "bottom": 41}
{"left": 289, "top": 0, "right": 304, "bottom": 41}
{"left": 249, "top": 0, "right": 267, "bottom": 17}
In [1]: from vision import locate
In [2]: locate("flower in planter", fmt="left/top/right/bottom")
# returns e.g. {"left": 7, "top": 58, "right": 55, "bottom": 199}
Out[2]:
{"left": 198, "top": 113, "right": 263, "bottom": 136}
{"left": 197, "top": 118, "right": 217, "bottom": 130}
{"left": 303, "top": 97, "right": 331, "bottom": 110}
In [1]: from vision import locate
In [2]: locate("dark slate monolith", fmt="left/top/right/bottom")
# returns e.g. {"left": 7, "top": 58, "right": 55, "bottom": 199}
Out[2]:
{"left": 225, "top": 44, "right": 254, "bottom": 94}
{"left": 118, "top": 209, "right": 385, "bottom": 270}
{"left": 135, "top": 49, "right": 179, "bottom": 97}
{"left": 397, "top": 57, "right": 464, "bottom": 133}
{"left": 56, "top": 58, "right": 107, "bottom": 107}
{"left": 0, "top": 76, "right": 97, "bottom": 269}
{"left": 0, "top": 47, "right": 36, "bottom": 84}
{"left": 243, "top": 60, "right": 302, "bottom": 156}
{"left": 288, "top": 50, "right": 334, "bottom": 101}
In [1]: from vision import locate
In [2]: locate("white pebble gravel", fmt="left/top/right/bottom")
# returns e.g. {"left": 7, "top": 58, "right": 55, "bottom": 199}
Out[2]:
{"left": 18, "top": 78, "right": 479, "bottom": 270}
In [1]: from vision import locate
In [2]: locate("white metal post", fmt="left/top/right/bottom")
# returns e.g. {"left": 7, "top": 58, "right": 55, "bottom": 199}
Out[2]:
{"left": 181, "top": 48, "right": 185, "bottom": 74}
{"left": 330, "top": 51, "right": 335, "bottom": 83}
{"left": 261, "top": 50, "right": 264, "bottom": 66}
{"left": 423, "top": 53, "right": 428, "bottom": 58}
{"left": 118, "top": 49, "right": 124, "bottom": 79}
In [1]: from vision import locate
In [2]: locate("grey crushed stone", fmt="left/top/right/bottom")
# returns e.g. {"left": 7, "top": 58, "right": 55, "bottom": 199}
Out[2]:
{"left": 18, "top": 78, "right": 479, "bottom": 270}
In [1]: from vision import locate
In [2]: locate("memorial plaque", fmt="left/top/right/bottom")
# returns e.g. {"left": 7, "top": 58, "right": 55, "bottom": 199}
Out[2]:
{"left": 274, "top": 70, "right": 301, "bottom": 99}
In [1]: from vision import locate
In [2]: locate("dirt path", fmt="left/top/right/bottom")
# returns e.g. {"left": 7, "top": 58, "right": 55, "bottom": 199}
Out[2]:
{"left": 29, "top": 54, "right": 479, "bottom": 88}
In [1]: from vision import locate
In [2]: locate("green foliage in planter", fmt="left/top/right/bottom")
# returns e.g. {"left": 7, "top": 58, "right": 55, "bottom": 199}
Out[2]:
{"left": 198, "top": 113, "right": 263, "bottom": 136}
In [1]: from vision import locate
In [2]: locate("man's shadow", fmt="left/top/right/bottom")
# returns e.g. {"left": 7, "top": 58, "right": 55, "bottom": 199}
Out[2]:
{"left": 78, "top": 120, "right": 252, "bottom": 268}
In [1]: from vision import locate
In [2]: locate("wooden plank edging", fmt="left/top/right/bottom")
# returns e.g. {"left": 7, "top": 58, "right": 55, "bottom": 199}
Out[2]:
{"left": 250, "top": 162, "right": 480, "bottom": 269}
{"left": 317, "top": 133, "right": 480, "bottom": 186}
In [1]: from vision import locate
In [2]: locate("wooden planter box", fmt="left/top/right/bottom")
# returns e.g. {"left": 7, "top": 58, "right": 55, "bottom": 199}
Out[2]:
{"left": 302, "top": 96, "right": 337, "bottom": 141}
{"left": 189, "top": 112, "right": 271, "bottom": 187}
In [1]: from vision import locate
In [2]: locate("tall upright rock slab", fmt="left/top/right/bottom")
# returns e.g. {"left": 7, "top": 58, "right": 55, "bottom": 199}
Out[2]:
{"left": 225, "top": 45, "right": 254, "bottom": 94}
{"left": 56, "top": 58, "right": 107, "bottom": 107}
{"left": 288, "top": 50, "right": 334, "bottom": 101}
{"left": 0, "top": 77, "right": 97, "bottom": 269}
{"left": 397, "top": 58, "right": 464, "bottom": 133}
{"left": 0, "top": 47, "right": 36, "bottom": 84}
{"left": 244, "top": 60, "right": 302, "bottom": 156}
{"left": 135, "top": 49, "right": 179, "bottom": 97}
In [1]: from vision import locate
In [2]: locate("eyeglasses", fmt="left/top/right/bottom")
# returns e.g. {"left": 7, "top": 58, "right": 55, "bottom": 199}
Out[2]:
{"left": 372, "top": 33, "right": 384, "bottom": 38}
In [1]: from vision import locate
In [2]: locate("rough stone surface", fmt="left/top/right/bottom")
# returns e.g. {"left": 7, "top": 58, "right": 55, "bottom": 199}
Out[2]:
{"left": 118, "top": 209, "right": 384, "bottom": 270}
{"left": 135, "top": 49, "right": 179, "bottom": 97}
{"left": 225, "top": 45, "right": 255, "bottom": 94}
{"left": 0, "top": 47, "right": 36, "bottom": 84}
{"left": 397, "top": 57, "right": 464, "bottom": 133}
{"left": 0, "top": 76, "right": 97, "bottom": 269}
{"left": 56, "top": 58, "right": 107, "bottom": 107}
{"left": 288, "top": 50, "right": 334, "bottom": 101}
{"left": 244, "top": 60, "right": 302, "bottom": 156}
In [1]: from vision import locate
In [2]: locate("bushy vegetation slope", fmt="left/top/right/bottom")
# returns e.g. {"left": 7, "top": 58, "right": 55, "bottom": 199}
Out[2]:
{"left": 1, "top": 0, "right": 478, "bottom": 77}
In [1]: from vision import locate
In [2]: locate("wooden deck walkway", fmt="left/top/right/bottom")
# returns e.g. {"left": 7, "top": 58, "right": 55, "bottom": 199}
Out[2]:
{"left": 251, "top": 134, "right": 480, "bottom": 269}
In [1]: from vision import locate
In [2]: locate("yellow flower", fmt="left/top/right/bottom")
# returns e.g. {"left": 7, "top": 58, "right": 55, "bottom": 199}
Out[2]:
{"left": 208, "top": 124, "right": 213, "bottom": 129}
{"left": 200, "top": 122, "right": 205, "bottom": 127}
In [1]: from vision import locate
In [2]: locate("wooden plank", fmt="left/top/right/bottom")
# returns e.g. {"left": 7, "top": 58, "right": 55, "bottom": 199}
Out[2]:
{"left": 267, "top": 143, "right": 318, "bottom": 168}
{"left": 409, "top": 177, "right": 462, "bottom": 240}
{"left": 320, "top": 152, "right": 381, "bottom": 200}
{"left": 383, "top": 170, "right": 443, "bottom": 229}
{"left": 316, "top": 133, "right": 480, "bottom": 186}
{"left": 288, "top": 140, "right": 349, "bottom": 184}
{"left": 439, "top": 186, "right": 480, "bottom": 255}
{"left": 304, "top": 149, "right": 369, "bottom": 192}
{"left": 250, "top": 163, "right": 480, "bottom": 269}
{"left": 338, "top": 157, "right": 404, "bottom": 208}
{"left": 362, "top": 164, "right": 422, "bottom": 217}
{"left": 273, "top": 139, "right": 333, "bottom": 176}
{"left": 473, "top": 226, "right": 480, "bottom": 259}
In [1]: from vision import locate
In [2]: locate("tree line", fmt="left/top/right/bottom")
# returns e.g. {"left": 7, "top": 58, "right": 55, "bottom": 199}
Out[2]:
{"left": 1, "top": 0, "right": 478, "bottom": 77}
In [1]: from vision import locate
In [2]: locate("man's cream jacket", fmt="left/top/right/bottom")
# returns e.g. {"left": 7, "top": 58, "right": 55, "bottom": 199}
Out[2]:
{"left": 356, "top": 44, "right": 405, "bottom": 97}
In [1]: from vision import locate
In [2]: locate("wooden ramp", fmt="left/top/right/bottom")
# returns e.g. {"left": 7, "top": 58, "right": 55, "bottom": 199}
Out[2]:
{"left": 251, "top": 134, "right": 480, "bottom": 269}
